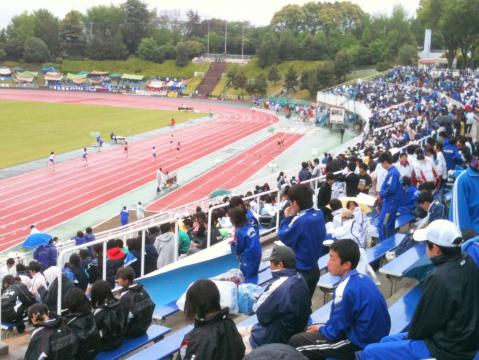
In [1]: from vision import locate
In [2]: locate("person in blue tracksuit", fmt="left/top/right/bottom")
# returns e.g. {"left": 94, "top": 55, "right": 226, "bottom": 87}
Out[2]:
{"left": 377, "top": 152, "right": 402, "bottom": 242}
{"left": 462, "top": 230, "right": 479, "bottom": 268}
{"left": 230, "top": 196, "right": 260, "bottom": 236}
{"left": 450, "top": 161, "right": 479, "bottom": 233}
{"left": 289, "top": 239, "right": 390, "bottom": 359}
{"left": 246, "top": 245, "right": 311, "bottom": 350}
{"left": 230, "top": 207, "right": 262, "bottom": 284}
{"left": 278, "top": 184, "right": 327, "bottom": 298}
{"left": 442, "top": 137, "right": 464, "bottom": 171}
{"left": 397, "top": 176, "right": 417, "bottom": 216}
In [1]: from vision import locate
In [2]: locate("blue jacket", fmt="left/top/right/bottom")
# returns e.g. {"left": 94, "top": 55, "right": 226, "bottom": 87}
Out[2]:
{"left": 73, "top": 236, "right": 86, "bottom": 246}
{"left": 450, "top": 167, "right": 479, "bottom": 232}
{"left": 120, "top": 210, "right": 129, "bottom": 225}
{"left": 84, "top": 234, "right": 95, "bottom": 243}
{"left": 246, "top": 209, "right": 259, "bottom": 234}
{"left": 235, "top": 223, "right": 262, "bottom": 284}
{"left": 397, "top": 185, "right": 418, "bottom": 215}
{"left": 320, "top": 270, "right": 391, "bottom": 349}
{"left": 33, "top": 243, "right": 57, "bottom": 268}
{"left": 379, "top": 166, "right": 402, "bottom": 205}
{"left": 462, "top": 236, "right": 479, "bottom": 268}
{"left": 250, "top": 268, "right": 311, "bottom": 348}
{"left": 443, "top": 139, "right": 463, "bottom": 171}
{"left": 278, "top": 208, "right": 327, "bottom": 271}
{"left": 428, "top": 200, "right": 447, "bottom": 223}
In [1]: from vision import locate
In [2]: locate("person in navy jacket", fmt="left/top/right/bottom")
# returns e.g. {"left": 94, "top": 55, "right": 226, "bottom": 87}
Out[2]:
{"left": 243, "top": 245, "right": 311, "bottom": 352}
{"left": 442, "top": 136, "right": 464, "bottom": 171}
{"left": 377, "top": 152, "right": 402, "bottom": 241}
{"left": 289, "top": 239, "right": 390, "bottom": 359}
{"left": 230, "top": 207, "right": 262, "bottom": 284}
{"left": 278, "top": 184, "right": 327, "bottom": 298}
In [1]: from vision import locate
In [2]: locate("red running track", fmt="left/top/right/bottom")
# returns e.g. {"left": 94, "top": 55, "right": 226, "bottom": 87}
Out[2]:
{"left": 147, "top": 133, "right": 302, "bottom": 212}
{"left": 0, "top": 89, "right": 277, "bottom": 251}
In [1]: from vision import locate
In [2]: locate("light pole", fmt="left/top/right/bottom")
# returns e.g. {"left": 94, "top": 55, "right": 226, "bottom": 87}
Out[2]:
{"left": 224, "top": 20, "right": 227, "bottom": 57}
{"left": 207, "top": 21, "right": 210, "bottom": 57}
{"left": 241, "top": 25, "right": 244, "bottom": 60}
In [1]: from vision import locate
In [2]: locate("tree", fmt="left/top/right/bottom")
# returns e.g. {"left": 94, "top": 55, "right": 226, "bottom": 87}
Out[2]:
{"left": 175, "top": 42, "right": 189, "bottom": 66}
{"left": 398, "top": 44, "right": 419, "bottom": 65}
{"left": 268, "top": 65, "right": 281, "bottom": 83}
{"left": 185, "top": 10, "right": 202, "bottom": 37}
{"left": 137, "top": 37, "right": 163, "bottom": 63}
{"left": 284, "top": 67, "right": 298, "bottom": 92}
{"left": 59, "top": 11, "right": 86, "bottom": 57}
{"left": 85, "top": 5, "right": 125, "bottom": 35}
{"left": 226, "top": 66, "right": 238, "bottom": 87}
{"left": 316, "top": 61, "right": 336, "bottom": 89}
{"left": 87, "top": 30, "right": 128, "bottom": 60}
{"left": 257, "top": 34, "right": 279, "bottom": 68}
{"left": 23, "top": 37, "right": 50, "bottom": 63}
{"left": 255, "top": 74, "right": 268, "bottom": 95}
{"left": 334, "top": 49, "right": 353, "bottom": 81}
{"left": 232, "top": 68, "right": 247, "bottom": 90}
{"left": 121, "top": 0, "right": 152, "bottom": 54}
{"left": 5, "top": 12, "right": 34, "bottom": 59}
{"left": 32, "top": 9, "right": 60, "bottom": 56}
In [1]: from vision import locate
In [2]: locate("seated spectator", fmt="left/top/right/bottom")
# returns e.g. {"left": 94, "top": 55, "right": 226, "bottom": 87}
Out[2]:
{"left": 240, "top": 246, "right": 311, "bottom": 353}
{"left": 362, "top": 220, "right": 479, "bottom": 359}
{"left": 461, "top": 229, "right": 479, "bottom": 268}
{"left": 178, "top": 226, "right": 191, "bottom": 255}
{"left": 289, "top": 239, "right": 390, "bottom": 359}
{"left": 90, "top": 280, "right": 126, "bottom": 351}
{"left": 1, "top": 275, "right": 36, "bottom": 333}
{"left": 40, "top": 266, "right": 75, "bottom": 314}
{"left": 126, "top": 237, "right": 158, "bottom": 277}
{"left": 397, "top": 176, "right": 418, "bottom": 216}
{"left": 29, "top": 260, "right": 47, "bottom": 300}
{"left": 418, "top": 191, "right": 447, "bottom": 225}
{"left": 396, "top": 152, "right": 413, "bottom": 179}
{"left": 317, "top": 173, "right": 335, "bottom": 214}
{"left": 24, "top": 303, "right": 78, "bottom": 360}
{"left": 65, "top": 253, "right": 89, "bottom": 292}
{"left": 190, "top": 212, "right": 208, "bottom": 249}
{"left": 329, "top": 199, "right": 344, "bottom": 227}
{"left": 116, "top": 267, "right": 155, "bottom": 338}
{"left": 15, "top": 263, "right": 32, "bottom": 289}
{"left": 229, "top": 207, "right": 262, "bottom": 284}
{"left": 298, "top": 162, "right": 312, "bottom": 182}
{"left": 278, "top": 184, "right": 327, "bottom": 298}
{"left": 79, "top": 249, "right": 98, "bottom": 284}
{"left": 1, "top": 258, "right": 16, "bottom": 276}
{"left": 328, "top": 210, "right": 367, "bottom": 248}
{"left": 33, "top": 238, "right": 57, "bottom": 270}
{"left": 64, "top": 288, "right": 100, "bottom": 360}
{"left": 154, "top": 222, "right": 176, "bottom": 268}
{"left": 179, "top": 279, "right": 245, "bottom": 360}
{"left": 96, "top": 240, "right": 125, "bottom": 288}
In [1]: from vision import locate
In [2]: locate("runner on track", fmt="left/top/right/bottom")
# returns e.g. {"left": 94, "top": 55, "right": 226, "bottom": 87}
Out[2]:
{"left": 278, "top": 133, "right": 285, "bottom": 149}
{"left": 48, "top": 151, "right": 55, "bottom": 167}
{"left": 82, "top": 147, "right": 88, "bottom": 165}
{"left": 152, "top": 146, "right": 157, "bottom": 160}
{"left": 124, "top": 141, "right": 128, "bottom": 157}
{"left": 169, "top": 134, "right": 175, "bottom": 151}
{"left": 170, "top": 118, "right": 176, "bottom": 127}
{"left": 176, "top": 141, "right": 181, "bottom": 159}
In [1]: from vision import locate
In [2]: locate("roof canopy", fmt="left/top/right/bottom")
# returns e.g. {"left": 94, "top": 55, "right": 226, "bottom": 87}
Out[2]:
{"left": 0, "top": 67, "right": 12, "bottom": 75}
{"left": 146, "top": 80, "right": 164, "bottom": 89}
{"left": 89, "top": 71, "right": 109, "bottom": 76}
{"left": 121, "top": 73, "right": 144, "bottom": 81}
{"left": 16, "top": 71, "right": 37, "bottom": 82}
{"left": 44, "top": 72, "right": 62, "bottom": 81}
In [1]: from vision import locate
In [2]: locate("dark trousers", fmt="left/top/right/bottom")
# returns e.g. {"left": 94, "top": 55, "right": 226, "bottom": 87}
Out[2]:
{"left": 466, "top": 123, "right": 473, "bottom": 134}
{"left": 298, "top": 266, "right": 320, "bottom": 298}
{"left": 289, "top": 331, "right": 360, "bottom": 360}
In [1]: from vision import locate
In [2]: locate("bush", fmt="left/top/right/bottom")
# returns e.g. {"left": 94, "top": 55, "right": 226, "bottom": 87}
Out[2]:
{"left": 0, "top": 48, "right": 6, "bottom": 61}
{"left": 175, "top": 42, "right": 189, "bottom": 67}
{"left": 397, "top": 44, "right": 418, "bottom": 66}
{"left": 376, "top": 60, "right": 391, "bottom": 72}
{"left": 23, "top": 37, "right": 50, "bottom": 63}
{"left": 137, "top": 37, "right": 164, "bottom": 63}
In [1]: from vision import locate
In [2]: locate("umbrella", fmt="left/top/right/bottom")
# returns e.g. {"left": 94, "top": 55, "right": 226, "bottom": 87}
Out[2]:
{"left": 209, "top": 188, "right": 231, "bottom": 198}
{"left": 436, "top": 115, "right": 454, "bottom": 126}
{"left": 23, "top": 233, "right": 52, "bottom": 249}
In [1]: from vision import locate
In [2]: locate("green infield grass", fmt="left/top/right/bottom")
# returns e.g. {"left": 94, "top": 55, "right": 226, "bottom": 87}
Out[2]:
{"left": 0, "top": 99, "right": 205, "bottom": 168}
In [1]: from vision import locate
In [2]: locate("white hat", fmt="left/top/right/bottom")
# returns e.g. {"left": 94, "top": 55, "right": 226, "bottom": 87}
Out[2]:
{"left": 413, "top": 220, "right": 462, "bottom": 247}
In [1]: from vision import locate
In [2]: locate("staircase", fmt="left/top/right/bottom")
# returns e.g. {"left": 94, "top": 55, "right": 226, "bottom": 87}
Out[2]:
{"left": 196, "top": 62, "right": 227, "bottom": 98}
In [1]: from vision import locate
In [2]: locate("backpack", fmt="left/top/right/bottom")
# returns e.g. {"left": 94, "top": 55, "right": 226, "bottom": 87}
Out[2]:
{"left": 48, "top": 322, "right": 78, "bottom": 360}
{"left": 124, "top": 287, "right": 155, "bottom": 337}
{"left": 66, "top": 313, "right": 100, "bottom": 360}
{"left": 94, "top": 301, "right": 126, "bottom": 351}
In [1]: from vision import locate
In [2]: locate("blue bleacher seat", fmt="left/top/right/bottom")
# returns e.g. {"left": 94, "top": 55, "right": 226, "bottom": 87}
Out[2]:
{"left": 380, "top": 243, "right": 426, "bottom": 278}
{"left": 153, "top": 301, "right": 180, "bottom": 320}
{"left": 369, "top": 214, "right": 416, "bottom": 230}
{"left": 96, "top": 324, "right": 171, "bottom": 360}
{"left": 0, "top": 322, "right": 20, "bottom": 330}
{"left": 388, "top": 284, "right": 422, "bottom": 335}
{"left": 310, "top": 301, "right": 332, "bottom": 324}
{"left": 127, "top": 325, "right": 193, "bottom": 360}
{"left": 239, "top": 314, "right": 258, "bottom": 327}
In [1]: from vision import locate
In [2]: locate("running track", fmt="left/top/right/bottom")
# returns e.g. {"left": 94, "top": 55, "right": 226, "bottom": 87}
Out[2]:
{"left": 147, "top": 133, "right": 302, "bottom": 211}
{"left": 0, "top": 89, "right": 277, "bottom": 251}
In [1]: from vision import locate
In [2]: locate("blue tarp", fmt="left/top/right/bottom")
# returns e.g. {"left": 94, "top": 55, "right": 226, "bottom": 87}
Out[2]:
{"left": 41, "top": 66, "right": 58, "bottom": 74}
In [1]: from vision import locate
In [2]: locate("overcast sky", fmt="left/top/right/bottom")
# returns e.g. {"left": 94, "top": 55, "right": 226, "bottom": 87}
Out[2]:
{"left": 0, "top": 0, "right": 420, "bottom": 29}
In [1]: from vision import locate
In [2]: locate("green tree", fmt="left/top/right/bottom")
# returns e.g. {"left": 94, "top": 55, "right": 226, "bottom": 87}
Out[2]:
{"left": 175, "top": 42, "right": 189, "bottom": 66}
{"left": 317, "top": 61, "right": 336, "bottom": 89}
{"left": 334, "top": 49, "right": 353, "bottom": 81}
{"left": 398, "top": 44, "right": 419, "bottom": 65}
{"left": 257, "top": 34, "right": 279, "bottom": 67}
{"left": 226, "top": 66, "right": 238, "bottom": 87}
{"left": 85, "top": 5, "right": 125, "bottom": 35}
{"left": 137, "top": 37, "right": 163, "bottom": 62}
{"left": 0, "top": 49, "right": 6, "bottom": 61}
{"left": 59, "top": 11, "right": 86, "bottom": 57}
{"left": 5, "top": 12, "right": 34, "bottom": 59}
{"left": 284, "top": 67, "right": 298, "bottom": 92}
{"left": 23, "top": 37, "right": 50, "bottom": 63}
{"left": 268, "top": 65, "right": 281, "bottom": 83}
{"left": 87, "top": 30, "right": 128, "bottom": 60}
{"left": 232, "top": 68, "right": 247, "bottom": 90}
{"left": 255, "top": 74, "right": 268, "bottom": 95}
{"left": 32, "top": 9, "right": 60, "bottom": 56}
{"left": 121, "top": 0, "right": 152, "bottom": 54}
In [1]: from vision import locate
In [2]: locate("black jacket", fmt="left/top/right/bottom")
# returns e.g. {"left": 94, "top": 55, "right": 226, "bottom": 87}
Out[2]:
{"left": 128, "top": 245, "right": 159, "bottom": 278}
{"left": 337, "top": 172, "right": 360, "bottom": 197}
{"left": 119, "top": 283, "right": 155, "bottom": 338}
{"left": 317, "top": 182, "right": 332, "bottom": 208}
{"left": 1, "top": 282, "right": 36, "bottom": 319}
{"left": 25, "top": 318, "right": 78, "bottom": 360}
{"left": 65, "top": 312, "right": 100, "bottom": 360}
{"left": 408, "top": 254, "right": 479, "bottom": 360}
{"left": 40, "top": 274, "right": 75, "bottom": 314}
{"left": 93, "top": 299, "right": 126, "bottom": 351}
{"left": 179, "top": 308, "right": 245, "bottom": 360}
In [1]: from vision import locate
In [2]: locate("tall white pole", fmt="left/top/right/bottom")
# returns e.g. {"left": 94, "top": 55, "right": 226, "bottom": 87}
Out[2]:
{"left": 207, "top": 21, "right": 210, "bottom": 56}
{"left": 241, "top": 25, "right": 244, "bottom": 60}
{"left": 224, "top": 21, "right": 227, "bottom": 56}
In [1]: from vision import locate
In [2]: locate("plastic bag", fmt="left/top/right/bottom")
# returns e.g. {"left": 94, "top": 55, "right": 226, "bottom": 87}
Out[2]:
{"left": 212, "top": 268, "right": 244, "bottom": 285}
{"left": 238, "top": 283, "right": 264, "bottom": 314}
{"left": 177, "top": 280, "right": 239, "bottom": 314}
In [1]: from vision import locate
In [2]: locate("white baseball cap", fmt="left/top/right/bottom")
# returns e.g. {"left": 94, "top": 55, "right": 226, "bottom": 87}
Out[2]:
{"left": 413, "top": 220, "right": 462, "bottom": 247}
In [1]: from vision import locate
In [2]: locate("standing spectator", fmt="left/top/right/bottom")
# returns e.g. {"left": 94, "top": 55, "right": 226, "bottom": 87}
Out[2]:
{"left": 337, "top": 162, "right": 360, "bottom": 197}
{"left": 396, "top": 153, "right": 413, "bottom": 179}
{"left": 397, "top": 177, "right": 418, "bottom": 216}
{"left": 156, "top": 167, "right": 165, "bottom": 193}
{"left": 450, "top": 159, "right": 479, "bottom": 232}
{"left": 33, "top": 238, "right": 57, "bottom": 270}
{"left": 73, "top": 231, "right": 86, "bottom": 246}
{"left": 442, "top": 136, "right": 464, "bottom": 170}
{"left": 79, "top": 249, "right": 98, "bottom": 284}
{"left": 298, "top": 162, "right": 312, "bottom": 182}
{"left": 136, "top": 201, "right": 145, "bottom": 220}
{"left": 311, "top": 158, "right": 322, "bottom": 179}
{"left": 24, "top": 303, "right": 78, "bottom": 360}
{"left": 289, "top": 240, "right": 390, "bottom": 359}
{"left": 241, "top": 246, "right": 311, "bottom": 352}
{"left": 84, "top": 227, "right": 96, "bottom": 244}
{"left": 116, "top": 267, "right": 155, "bottom": 338}
{"left": 229, "top": 196, "right": 260, "bottom": 235}
{"left": 413, "top": 149, "right": 438, "bottom": 185}
{"left": 1, "top": 275, "right": 36, "bottom": 333}
{"left": 376, "top": 152, "right": 402, "bottom": 242}
{"left": 466, "top": 110, "right": 475, "bottom": 134}
{"left": 106, "top": 240, "right": 126, "bottom": 285}
{"left": 64, "top": 288, "right": 101, "bottom": 360}
{"left": 317, "top": 173, "right": 335, "bottom": 212}
{"left": 154, "top": 222, "right": 176, "bottom": 269}
{"left": 433, "top": 142, "right": 448, "bottom": 185}
{"left": 120, "top": 206, "right": 129, "bottom": 226}
{"left": 29, "top": 261, "right": 47, "bottom": 299}
{"left": 229, "top": 208, "right": 262, "bottom": 284}
{"left": 358, "top": 163, "right": 372, "bottom": 194}
{"left": 179, "top": 279, "right": 245, "bottom": 360}
{"left": 362, "top": 220, "right": 479, "bottom": 359}
{"left": 278, "top": 184, "right": 327, "bottom": 298}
